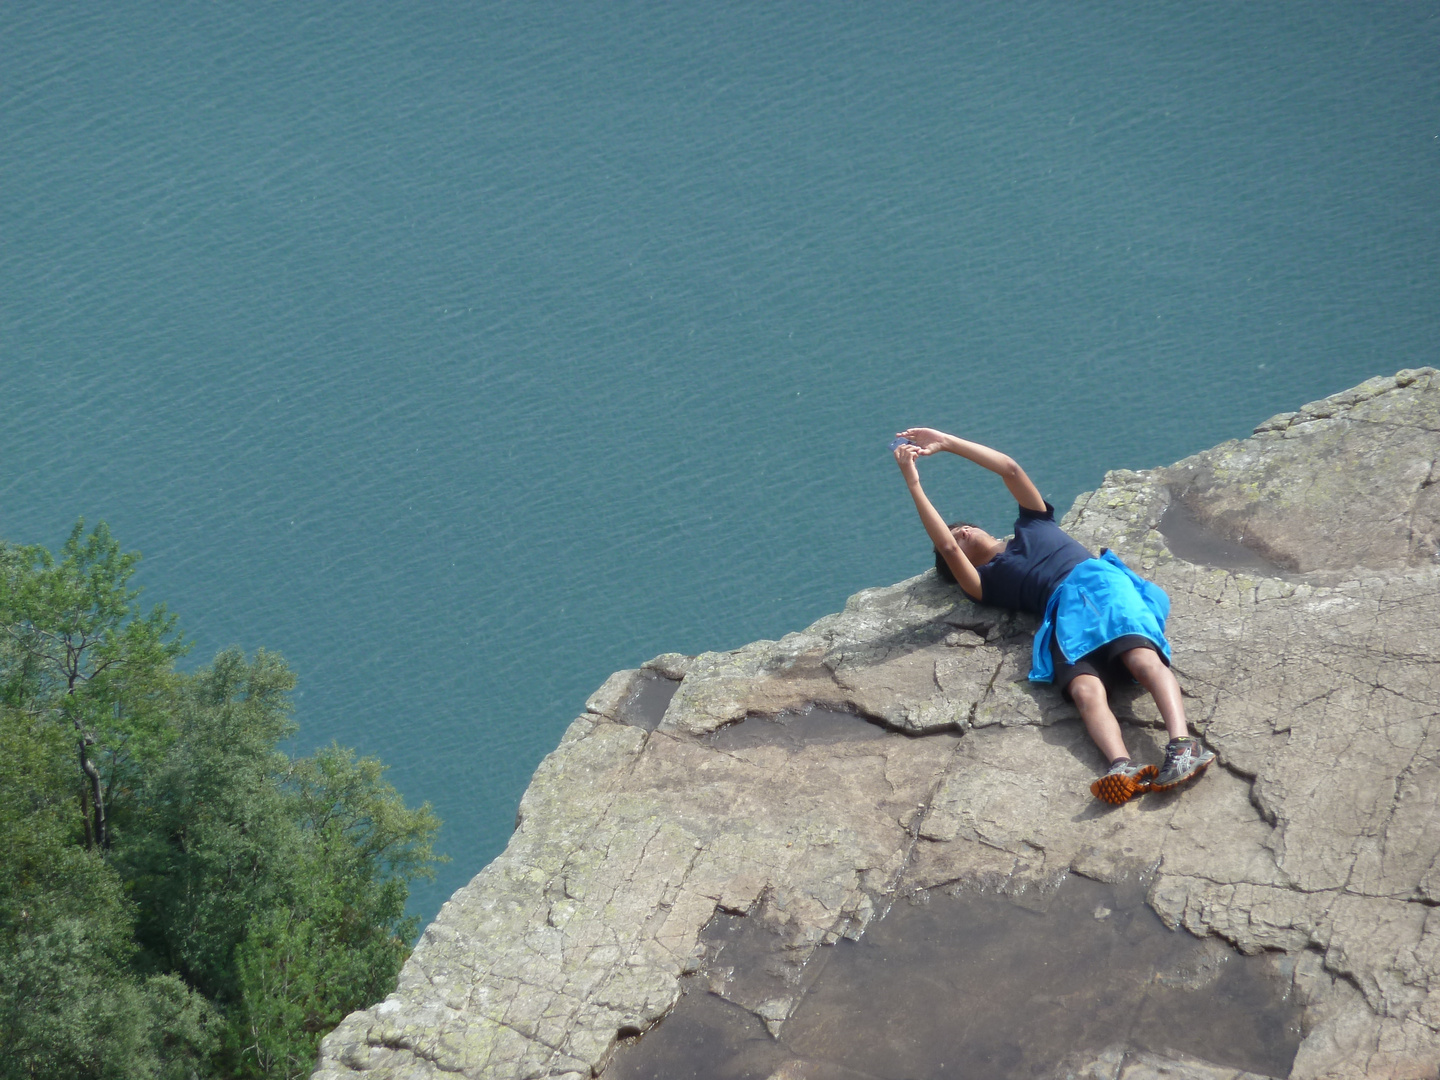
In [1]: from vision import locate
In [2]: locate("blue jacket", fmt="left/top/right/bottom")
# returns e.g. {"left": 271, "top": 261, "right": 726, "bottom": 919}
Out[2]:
{"left": 1029, "top": 550, "right": 1171, "bottom": 682}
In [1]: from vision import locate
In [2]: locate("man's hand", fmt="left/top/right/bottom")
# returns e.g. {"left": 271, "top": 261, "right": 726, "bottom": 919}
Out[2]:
{"left": 897, "top": 428, "right": 949, "bottom": 456}
{"left": 895, "top": 428, "right": 1045, "bottom": 512}
{"left": 893, "top": 440, "right": 923, "bottom": 482}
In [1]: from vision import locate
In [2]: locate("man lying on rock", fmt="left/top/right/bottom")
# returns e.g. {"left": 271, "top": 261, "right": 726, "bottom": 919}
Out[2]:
{"left": 893, "top": 427, "right": 1214, "bottom": 805}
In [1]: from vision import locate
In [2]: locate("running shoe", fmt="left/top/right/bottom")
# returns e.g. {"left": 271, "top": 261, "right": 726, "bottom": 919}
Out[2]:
{"left": 1090, "top": 758, "right": 1158, "bottom": 805}
{"left": 1150, "top": 737, "right": 1216, "bottom": 792}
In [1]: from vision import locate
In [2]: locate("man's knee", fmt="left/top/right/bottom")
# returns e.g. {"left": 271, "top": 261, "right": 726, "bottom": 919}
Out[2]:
{"left": 1068, "top": 673, "right": 1108, "bottom": 710}
{"left": 1121, "top": 646, "right": 1164, "bottom": 677}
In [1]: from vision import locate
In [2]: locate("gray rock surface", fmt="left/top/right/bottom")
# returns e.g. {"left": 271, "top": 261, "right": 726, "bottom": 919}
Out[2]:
{"left": 315, "top": 369, "right": 1440, "bottom": 1080}
{"left": 1044, "top": 1044, "right": 1283, "bottom": 1080}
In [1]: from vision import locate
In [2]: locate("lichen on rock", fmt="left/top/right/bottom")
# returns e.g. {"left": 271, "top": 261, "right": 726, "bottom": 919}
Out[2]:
{"left": 315, "top": 369, "right": 1440, "bottom": 1080}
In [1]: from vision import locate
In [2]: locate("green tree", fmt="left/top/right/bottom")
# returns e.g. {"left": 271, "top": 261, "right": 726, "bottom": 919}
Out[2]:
{"left": 123, "top": 648, "right": 302, "bottom": 999}
{"left": 1, "top": 526, "right": 443, "bottom": 1080}
{"left": 123, "top": 651, "right": 442, "bottom": 1079}
{"left": 0, "top": 521, "right": 186, "bottom": 851}
{"left": 230, "top": 747, "right": 440, "bottom": 1079}
{"left": 0, "top": 707, "right": 217, "bottom": 1080}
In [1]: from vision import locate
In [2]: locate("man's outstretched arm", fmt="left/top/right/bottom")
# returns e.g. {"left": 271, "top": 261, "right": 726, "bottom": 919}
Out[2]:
{"left": 897, "top": 427, "right": 1045, "bottom": 512}
{"left": 894, "top": 442, "right": 983, "bottom": 600}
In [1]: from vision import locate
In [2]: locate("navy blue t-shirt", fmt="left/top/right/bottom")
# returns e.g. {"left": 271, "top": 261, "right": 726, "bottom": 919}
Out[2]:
{"left": 976, "top": 502, "right": 1093, "bottom": 615}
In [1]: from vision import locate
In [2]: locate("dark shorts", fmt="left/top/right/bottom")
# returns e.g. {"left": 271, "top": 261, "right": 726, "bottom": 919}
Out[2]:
{"left": 1051, "top": 633, "right": 1165, "bottom": 701}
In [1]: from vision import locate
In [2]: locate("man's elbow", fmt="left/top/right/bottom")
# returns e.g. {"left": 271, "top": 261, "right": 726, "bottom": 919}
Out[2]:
{"left": 935, "top": 538, "right": 963, "bottom": 563}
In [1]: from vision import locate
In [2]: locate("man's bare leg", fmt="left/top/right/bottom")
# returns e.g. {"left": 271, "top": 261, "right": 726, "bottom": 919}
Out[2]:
{"left": 1068, "top": 673, "right": 1130, "bottom": 763}
{"left": 1120, "top": 646, "right": 1215, "bottom": 790}
{"left": 1072, "top": 673, "right": 1158, "bottom": 804}
{"left": 1119, "top": 647, "right": 1188, "bottom": 741}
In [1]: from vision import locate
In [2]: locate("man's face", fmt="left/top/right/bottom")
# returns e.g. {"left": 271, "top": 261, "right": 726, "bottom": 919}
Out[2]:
{"left": 953, "top": 524, "right": 1000, "bottom": 566}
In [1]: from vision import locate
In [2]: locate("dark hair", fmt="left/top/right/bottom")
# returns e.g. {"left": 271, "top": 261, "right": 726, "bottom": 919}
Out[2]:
{"left": 933, "top": 521, "right": 975, "bottom": 585}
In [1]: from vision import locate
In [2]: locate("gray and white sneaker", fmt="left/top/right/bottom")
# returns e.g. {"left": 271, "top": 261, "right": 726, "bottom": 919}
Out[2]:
{"left": 1151, "top": 737, "right": 1216, "bottom": 792}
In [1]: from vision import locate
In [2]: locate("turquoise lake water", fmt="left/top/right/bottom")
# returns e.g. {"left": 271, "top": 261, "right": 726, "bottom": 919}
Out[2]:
{"left": 3, "top": 3, "right": 1436, "bottom": 924}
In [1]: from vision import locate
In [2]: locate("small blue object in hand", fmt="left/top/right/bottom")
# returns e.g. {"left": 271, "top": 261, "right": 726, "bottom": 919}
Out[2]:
{"left": 889, "top": 436, "right": 915, "bottom": 452}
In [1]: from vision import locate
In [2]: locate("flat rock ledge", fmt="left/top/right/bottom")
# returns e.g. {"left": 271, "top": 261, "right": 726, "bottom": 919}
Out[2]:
{"left": 316, "top": 369, "right": 1440, "bottom": 1080}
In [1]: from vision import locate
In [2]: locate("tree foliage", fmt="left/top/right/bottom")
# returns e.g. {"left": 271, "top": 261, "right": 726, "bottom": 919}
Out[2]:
{"left": 0, "top": 524, "right": 442, "bottom": 1080}
{"left": 0, "top": 521, "right": 186, "bottom": 851}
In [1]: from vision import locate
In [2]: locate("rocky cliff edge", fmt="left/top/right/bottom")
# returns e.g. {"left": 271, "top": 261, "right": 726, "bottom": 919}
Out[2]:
{"left": 316, "top": 369, "right": 1440, "bottom": 1080}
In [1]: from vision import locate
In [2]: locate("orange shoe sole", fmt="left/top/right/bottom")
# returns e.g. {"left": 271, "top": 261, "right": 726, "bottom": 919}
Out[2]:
{"left": 1090, "top": 764, "right": 1158, "bottom": 805}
